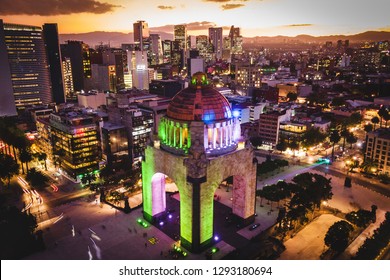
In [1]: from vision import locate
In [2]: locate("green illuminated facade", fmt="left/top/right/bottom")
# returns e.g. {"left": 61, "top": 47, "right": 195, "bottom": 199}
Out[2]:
{"left": 142, "top": 73, "right": 256, "bottom": 252}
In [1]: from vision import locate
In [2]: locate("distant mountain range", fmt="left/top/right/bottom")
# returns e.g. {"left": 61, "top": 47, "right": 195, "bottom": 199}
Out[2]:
{"left": 59, "top": 31, "right": 390, "bottom": 48}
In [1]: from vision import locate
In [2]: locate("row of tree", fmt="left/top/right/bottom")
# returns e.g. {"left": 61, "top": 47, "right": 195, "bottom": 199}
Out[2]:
{"left": 257, "top": 157, "right": 289, "bottom": 175}
{"left": 257, "top": 172, "right": 333, "bottom": 232}
{"left": 354, "top": 211, "right": 390, "bottom": 259}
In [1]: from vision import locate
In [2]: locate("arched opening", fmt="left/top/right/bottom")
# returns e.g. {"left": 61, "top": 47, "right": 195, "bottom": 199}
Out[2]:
{"left": 143, "top": 172, "right": 184, "bottom": 243}
{"left": 150, "top": 172, "right": 178, "bottom": 218}
{"left": 210, "top": 174, "right": 254, "bottom": 248}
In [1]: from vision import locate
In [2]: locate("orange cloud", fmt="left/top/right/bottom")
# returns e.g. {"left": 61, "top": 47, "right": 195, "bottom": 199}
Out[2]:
{"left": 157, "top": 5, "right": 175, "bottom": 10}
{"left": 221, "top": 4, "right": 245, "bottom": 10}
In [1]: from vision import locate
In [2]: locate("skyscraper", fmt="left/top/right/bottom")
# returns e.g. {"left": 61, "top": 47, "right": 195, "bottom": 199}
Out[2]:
{"left": 60, "top": 41, "right": 91, "bottom": 91}
{"left": 208, "top": 27, "right": 223, "bottom": 60}
{"left": 43, "top": 23, "right": 65, "bottom": 104}
{"left": 149, "top": 34, "right": 163, "bottom": 65}
{"left": 0, "top": 20, "right": 17, "bottom": 116}
{"left": 62, "top": 57, "right": 74, "bottom": 100}
{"left": 174, "top": 25, "right": 187, "bottom": 51}
{"left": 229, "top": 25, "right": 243, "bottom": 54}
{"left": 133, "top": 20, "right": 149, "bottom": 50}
{"left": 1, "top": 20, "right": 53, "bottom": 111}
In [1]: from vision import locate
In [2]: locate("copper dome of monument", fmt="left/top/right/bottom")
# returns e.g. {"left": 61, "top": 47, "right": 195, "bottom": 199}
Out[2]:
{"left": 166, "top": 72, "right": 232, "bottom": 123}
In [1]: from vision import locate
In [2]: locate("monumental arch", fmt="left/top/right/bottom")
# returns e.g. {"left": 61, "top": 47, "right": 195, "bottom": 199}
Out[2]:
{"left": 142, "top": 72, "right": 256, "bottom": 252}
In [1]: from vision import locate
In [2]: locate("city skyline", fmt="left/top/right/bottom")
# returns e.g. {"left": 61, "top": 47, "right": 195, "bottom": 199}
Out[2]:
{"left": 0, "top": 0, "right": 389, "bottom": 37}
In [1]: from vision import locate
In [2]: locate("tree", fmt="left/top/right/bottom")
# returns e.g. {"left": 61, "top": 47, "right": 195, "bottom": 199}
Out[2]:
{"left": 331, "top": 96, "right": 345, "bottom": 107}
{"left": 37, "top": 153, "right": 48, "bottom": 171}
{"left": 329, "top": 129, "right": 341, "bottom": 161}
{"left": 346, "top": 209, "right": 374, "bottom": 227}
{"left": 0, "top": 153, "right": 19, "bottom": 187}
{"left": 371, "top": 116, "right": 380, "bottom": 130}
{"left": 348, "top": 112, "right": 363, "bottom": 127}
{"left": 355, "top": 211, "right": 390, "bottom": 259}
{"left": 307, "top": 91, "right": 328, "bottom": 107}
{"left": 340, "top": 127, "right": 349, "bottom": 152}
{"left": 364, "top": 124, "right": 373, "bottom": 135}
{"left": 378, "top": 106, "right": 389, "bottom": 128}
{"left": 291, "top": 172, "right": 333, "bottom": 209}
{"left": 301, "top": 127, "right": 326, "bottom": 148}
{"left": 346, "top": 157, "right": 360, "bottom": 173}
{"left": 286, "top": 205, "right": 308, "bottom": 228}
{"left": 286, "top": 92, "right": 297, "bottom": 102}
{"left": 26, "top": 168, "right": 49, "bottom": 190}
{"left": 275, "top": 139, "right": 288, "bottom": 153}
{"left": 371, "top": 205, "right": 377, "bottom": 222}
{"left": 360, "top": 158, "right": 378, "bottom": 174}
{"left": 346, "top": 132, "right": 357, "bottom": 149}
{"left": 249, "top": 136, "right": 263, "bottom": 148}
{"left": 289, "top": 141, "right": 299, "bottom": 156}
{"left": 0, "top": 205, "right": 39, "bottom": 259}
{"left": 324, "top": 220, "right": 354, "bottom": 253}
{"left": 19, "top": 149, "right": 33, "bottom": 174}
{"left": 256, "top": 189, "right": 265, "bottom": 207}
{"left": 384, "top": 113, "right": 390, "bottom": 128}
{"left": 81, "top": 173, "right": 96, "bottom": 186}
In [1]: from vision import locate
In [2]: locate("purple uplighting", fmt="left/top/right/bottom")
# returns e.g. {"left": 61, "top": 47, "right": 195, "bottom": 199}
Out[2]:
{"left": 159, "top": 221, "right": 164, "bottom": 226}
{"left": 214, "top": 235, "right": 219, "bottom": 241}
{"left": 168, "top": 214, "right": 172, "bottom": 219}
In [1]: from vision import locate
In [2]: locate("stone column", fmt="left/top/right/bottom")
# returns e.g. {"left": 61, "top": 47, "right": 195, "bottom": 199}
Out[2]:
{"left": 173, "top": 125, "right": 177, "bottom": 147}
{"left": 204, "top": 126, "right": 209, "bottom": 149}
{"left": 219, "top": 127, "right": 223, "bottom": 148}
{"left": 179, "top": 126, "right": 183, "bottom": 148}
{"left": 212, "top": 126, "right": 216, "bottom": 149}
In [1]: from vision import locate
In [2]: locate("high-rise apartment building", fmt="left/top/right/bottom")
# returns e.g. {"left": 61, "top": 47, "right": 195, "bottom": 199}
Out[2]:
{"left": 0, "top": 20, "right": 53, "bottom": 111}
{"left": 228, "top": 25, "right": 243, "bottom": 55}
{"left": 43, "top": 23, "right": 65, "bottom": 104}
{"left": 208, "top": 27, "right": 223, "bottom": 60}
{"left": 62, "top": 57, "right": 74, "bottom": 101}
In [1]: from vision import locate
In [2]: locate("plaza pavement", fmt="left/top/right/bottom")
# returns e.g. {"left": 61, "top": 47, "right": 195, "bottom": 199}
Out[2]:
{"left": 26, "top": 156, "right": 390, "bottom": 260}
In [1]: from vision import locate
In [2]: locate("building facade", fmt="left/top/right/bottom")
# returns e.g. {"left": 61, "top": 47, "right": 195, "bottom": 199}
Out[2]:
{"left": 0, "top": 20, "right": 17, "bottom": 116}
{"left": 208, "top": 27, "right": 223, "bottom": 60}
{"left": 258, "top": 109, "right": 292, "bottom": 147}
{"left": 50, "top": 111, "right": 100, "bottom": 181}
{"left": 365, "top": 128, "right": 390, "bottom": 173}
{"left": 1, "top": 21, "right": 52, "bottom": 110}
{"left": 43, "top": 23, "right": 65, "bottom": 104}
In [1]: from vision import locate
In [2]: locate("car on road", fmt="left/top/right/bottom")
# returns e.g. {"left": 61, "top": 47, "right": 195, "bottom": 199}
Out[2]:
{"left": 249, "top": 223, "right": 260, "bottom": 231}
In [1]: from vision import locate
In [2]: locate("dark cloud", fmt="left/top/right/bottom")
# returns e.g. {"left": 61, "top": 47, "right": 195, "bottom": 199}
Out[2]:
{"left": 203, "top": 0, "right": 231, "bottom": 2}
{"left": 157, "top": 5, "right": 175, "bottom": 10}
{"left": 203, "top": 0, "right": 249, "bottom": 2}
{"left": 285, "top": 24, "right": 314, "bottom": 27}
{"left": 0, "top": 0, "right": 121, "bottom": 16}
{"left": 221, "top": 4, "right": 245, "bottom": 10}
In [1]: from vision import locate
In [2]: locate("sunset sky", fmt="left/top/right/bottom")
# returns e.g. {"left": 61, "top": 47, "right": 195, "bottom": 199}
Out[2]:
{"left": 0, "top": 0, "right": 389, "bottom": 37}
